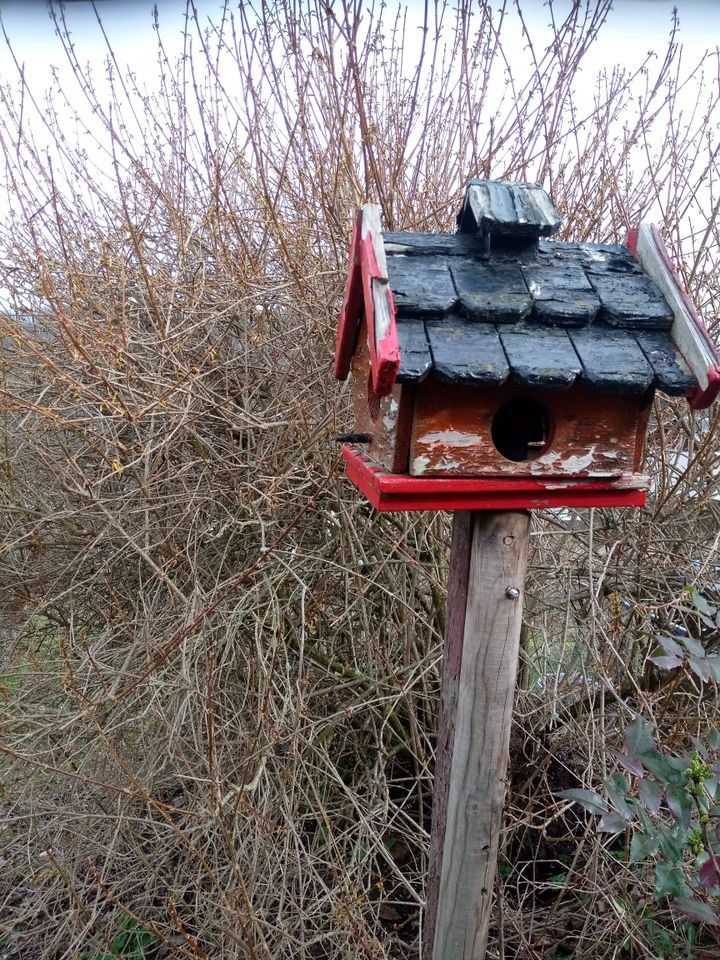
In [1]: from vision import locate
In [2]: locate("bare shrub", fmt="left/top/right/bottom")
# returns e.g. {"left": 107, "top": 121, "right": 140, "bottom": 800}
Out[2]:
{"left": 0, "top": 2, "right": 719, "bottom": 958}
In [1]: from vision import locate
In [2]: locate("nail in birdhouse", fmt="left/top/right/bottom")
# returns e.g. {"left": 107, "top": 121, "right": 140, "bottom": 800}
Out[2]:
{"left": 335, "top": 180, "right": 720, "bottom": 511}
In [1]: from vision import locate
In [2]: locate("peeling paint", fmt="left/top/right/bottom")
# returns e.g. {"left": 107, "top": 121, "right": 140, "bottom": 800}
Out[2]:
{"left": 383, "top": 398, "right": 399, "bottom": 432}
{"left": 562, "top": 448, "right": 596, "bottom": 472}
{"left": 420, "top": 429, "right": 483, "bottom": 448}
{"left": 413, "top": 455, "right": 430, "bottom": 475}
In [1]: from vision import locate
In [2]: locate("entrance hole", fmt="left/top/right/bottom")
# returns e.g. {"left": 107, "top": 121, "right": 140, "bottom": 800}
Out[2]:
{"left": 491, "top": 397, "right": 552, "bottom": 462}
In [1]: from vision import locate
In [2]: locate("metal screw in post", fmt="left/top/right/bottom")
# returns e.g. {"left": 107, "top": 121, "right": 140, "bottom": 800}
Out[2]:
{"left": 505, "top": 586, "right": 520, "bottom": 600}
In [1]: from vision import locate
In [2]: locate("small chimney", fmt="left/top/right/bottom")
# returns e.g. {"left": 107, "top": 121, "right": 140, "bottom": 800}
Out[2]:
{"left": 457, "top": 179, "right": 562, "bottom": 256}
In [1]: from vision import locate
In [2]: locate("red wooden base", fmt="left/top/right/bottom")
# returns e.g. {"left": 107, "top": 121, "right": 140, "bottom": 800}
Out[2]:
{"left": 342, "top": 446, "right": 649, "bottom": 512}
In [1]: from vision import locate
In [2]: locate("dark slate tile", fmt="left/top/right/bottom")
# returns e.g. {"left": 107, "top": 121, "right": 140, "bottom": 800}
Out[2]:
{"left": 568, "top": 326, "right": 654, "bottom": 393}
{"left": 521, "top": 262, "right": 600, "bottom": 325}
{"left": 386, "top": 255, "right": 457, "bottom": 318}
{"left": 449, "top": 260, "right": 531, "bottom": 322}
{"left": 499, "top": 326, "right": 581, "bottom": 389}
{"left": 425, "top": 317, "right": 509, "bottom": 385}
{"left": 588, "top": 271, "right": 673, "bottom": 329}
{"left": 383, "top": 232, "right": 486, "bottom": 257}
{"left": 396, "top": 319, "right": 433, "bottom": 382}
{"left": 636, "top": 331, "right": 695, "bottom": 396}
{"left": 539, "top": 239, "right": 630, "bottom": 259}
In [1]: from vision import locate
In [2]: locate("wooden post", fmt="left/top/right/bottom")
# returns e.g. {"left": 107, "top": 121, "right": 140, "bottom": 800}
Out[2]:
{"left": 425, "top": 510, "right": 530, "bottom": 960}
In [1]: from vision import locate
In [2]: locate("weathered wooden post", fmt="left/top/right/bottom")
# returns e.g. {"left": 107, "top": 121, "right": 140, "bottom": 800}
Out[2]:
{"left": 334, "top": 179, "right": 719, "bottom": 959}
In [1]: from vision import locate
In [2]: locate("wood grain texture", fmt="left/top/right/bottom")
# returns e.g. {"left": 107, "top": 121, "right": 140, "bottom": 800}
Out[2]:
{"left": 411, "top": 380, "right": 644, "bottom": 478}
{"left": 350, "top": 319, "right": 413, "bottom": 472}
{"left": 424, "top": 512, "right": 473, "bottom": 960}
{"left": 430, "top": 510, "right": 530, "bottom": 960}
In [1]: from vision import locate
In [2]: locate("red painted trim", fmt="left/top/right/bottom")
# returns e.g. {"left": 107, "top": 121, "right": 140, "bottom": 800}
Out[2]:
{"left": 334, "top": 211, "right": 363, "bottom": 381}
{"left": 342, "top": 446, "right": 648, "bottom": 512}
{"left": 625, "top": 226, "right": 639, "bottom": 255}
{"left": 629, "top": 223, "right": 720, "bottom": 410}
{"left": 359, "top": 232, "right": 400, "bottom": 396}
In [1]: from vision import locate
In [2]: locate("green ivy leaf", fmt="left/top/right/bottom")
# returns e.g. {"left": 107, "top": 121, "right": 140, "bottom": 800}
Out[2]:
{"left": 556, "top": 788, "right": 608, "bottom": 815}
{"left": 706, "top": 657, "right": 720, "bottom": 683}
{"left": 630, "top": 831, "right": 660, "bottom": 862}
{"left": 658, "top": 634, "right": 685, "bottom": 658}
{"left": 598, "top": 811, "right": 630, "bottom": 833}
{"left": 607, "top": 772, "right": 633, "bottom": 818}
{"left": 672, "top": 896, "right": 720, "bottom": 925}
{"left": 691, "top": 589, "right": 716, "bottom": 618}
{"left": 689, "top": 657, "right": 712, "bottom": 682}
{"left": 658, "top": 829, "right": 684, "bottom": 866}
{"left": 624, "top": 718, "right": 655, "bottom": 756}
{"left": 650, "top": 654, "right": 683, "bottom": 670}
{"left": 666, "top": 783, "right": 693, "bottom": 829}
{"left": 638, "top": 779, "right": 663, "bottom": 814}
{"left": 642, "top": 751, "right": 684, "bottom": 785}
{"left": 681, "top": 634, "right": 706, "bottom": 658}
{"left": 656, "top": 862, "right": 689, "bottom": 898}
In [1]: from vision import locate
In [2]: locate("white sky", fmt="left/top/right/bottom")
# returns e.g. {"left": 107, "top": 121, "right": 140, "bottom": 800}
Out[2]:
{"left": 0, "top": 0, "right": 717, "bottom": 222}
{"left": 0, "top": 0, "right": 717, "bottom": 94}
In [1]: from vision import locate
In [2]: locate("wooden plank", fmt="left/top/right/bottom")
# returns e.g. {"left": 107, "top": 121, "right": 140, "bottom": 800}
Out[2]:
{"left": 424, "top": 512, "right": 473, "bottom": 960}
{"left": 499, "top": 325, "right": 580, "bottom": 389}
{"left": 425, "top": 318, "right": 509, "bottom": 385}
{"left": 430, "top": 510, "right": 530, "bottom": 960}
{"left": 449, "top": 260, "right": 531, "bottom": 323}
{"left": 568, "top": 326, "right": 654, "bottom": 393}
{"left": 635, "top": 331, "right": 695, "bottom": 396}
{"left": 387, "top": 255, "right": 457, "bottom": 317}
{"left": 350, "top": 318, "right": 412, "bottom": 472}
{"left": 633, "top": 222, "right": 720, "bottom": 408}
{"left": 396, "top": 320, "right": 433, "bottom": 382}
{"left": 334, "top": 210, "right": 364, "bottom": 381}
{"left": 341, "top": 447, "right": 649, "bottom": 511}
{"left": 359, "top": 205, "right": 400, "bottom": 396}
{"left": 410, "top": 380, "right": 641, "bottom": 478}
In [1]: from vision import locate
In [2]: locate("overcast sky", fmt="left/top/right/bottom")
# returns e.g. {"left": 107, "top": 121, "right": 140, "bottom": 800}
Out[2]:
{"left": 0, "top": 0, "right": 717, "bottom": 79}
{"left": 0, "top": 0, "right": 716, "bottom": 223}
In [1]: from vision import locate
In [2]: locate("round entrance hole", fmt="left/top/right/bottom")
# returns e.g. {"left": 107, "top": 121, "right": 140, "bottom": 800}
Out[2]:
{"left": 491, "top": 397, "right": 553, "bottom": 462}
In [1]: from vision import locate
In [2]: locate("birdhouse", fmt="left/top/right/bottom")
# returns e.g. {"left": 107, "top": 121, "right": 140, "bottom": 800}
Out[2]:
{"left": 335, "top": 180, "right": 720, "bottom": 511}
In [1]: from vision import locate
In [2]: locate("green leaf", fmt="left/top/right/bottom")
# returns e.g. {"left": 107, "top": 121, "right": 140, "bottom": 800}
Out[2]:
{"left": 681, "top": 634, "right": 706, "bottom": 658}
{"left": 708, "top": 728, "right": 720, "bottom": 751}
{"left": 624, "top": 718, "right": 655, "bottom": 756}
{"left": 598, "top": 811, "right": 630, "bottom": 833}
{"left": 607, "top": 772, "right": 633, "bottom": 818}
{"left": 630, "top": 831, "right": 659, "bottom": 862}
{"left": 706, "top": 657, "right": 720, "bottom": 682}
{"left": 642, "top": 751, "right": 684, "bottom": 785}
{"left": 656, "top": 862, "right": 689, "bottom": 898}
{"left": 556, "top": 788, "right": 608, "bottom": 815}
{"left": 658, "top": 634, "right": 685, "bottom": 658}
{"left": 658, "top": 829, "right": 684, "bottom": 866}
{"left": 666, "top": 783, "right": 693, "bottom": 829}
{"left": 672, "top": 896, "right": 720, "bottom": 925}
{"left": 691, "top": 589, "right": 716, "bottom": 617}
{"left": 689, "top": 656, "right": 712, "bottom": 682}
{"left": 650, "top": 654, "right": 683, "bottom": 670}
{"left": 638, "top": 779, "right": 663, "bottom": 814}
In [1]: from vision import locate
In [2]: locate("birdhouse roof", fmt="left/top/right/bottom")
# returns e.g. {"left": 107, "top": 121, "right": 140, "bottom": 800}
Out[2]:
{"left": 384, "top": 227, "right": 693, "bottom": 396}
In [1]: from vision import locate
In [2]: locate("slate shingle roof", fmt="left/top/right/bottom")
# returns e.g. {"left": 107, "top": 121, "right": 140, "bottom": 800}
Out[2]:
{"left": 384, "top": 231, "right": 694, "bottom": 396}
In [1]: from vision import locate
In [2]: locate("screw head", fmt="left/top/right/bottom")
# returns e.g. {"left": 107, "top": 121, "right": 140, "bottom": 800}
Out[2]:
{"left": 505, "top": 586, "right": 520, "bottom": 600}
